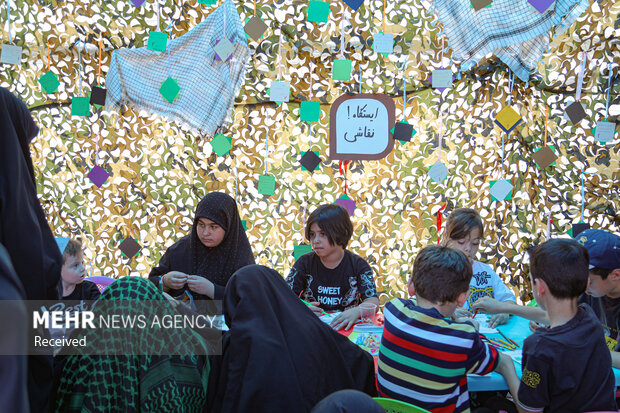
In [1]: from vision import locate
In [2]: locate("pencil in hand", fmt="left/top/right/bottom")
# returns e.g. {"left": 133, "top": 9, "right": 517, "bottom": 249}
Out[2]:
{"left": 300, "top": 298, "right": 330, "bottom": 316}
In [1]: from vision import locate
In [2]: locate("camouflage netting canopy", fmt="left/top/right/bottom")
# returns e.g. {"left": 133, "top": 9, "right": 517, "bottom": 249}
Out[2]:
{"left": 2, "top": 0, "right": 619, "bottom": 303}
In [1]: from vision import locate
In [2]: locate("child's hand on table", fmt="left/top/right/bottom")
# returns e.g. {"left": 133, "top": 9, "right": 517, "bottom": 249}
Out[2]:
{"left": 330, "top": 307, "right": 360, "bottom": 331}
{"left": 306, "top": 301, "right": 325, "bottom": 314}
{"left": 488, "top": 313, "right": 510, "bottom": 328}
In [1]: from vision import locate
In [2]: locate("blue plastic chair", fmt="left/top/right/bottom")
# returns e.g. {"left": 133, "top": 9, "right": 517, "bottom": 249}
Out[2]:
{"left": 373, "top": 397, "right": 431, "bottom": 413}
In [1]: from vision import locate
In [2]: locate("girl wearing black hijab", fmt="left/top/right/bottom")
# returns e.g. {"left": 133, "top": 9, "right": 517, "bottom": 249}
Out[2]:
{"left": 148, "top": 192, "right": 254, "bottom": 312}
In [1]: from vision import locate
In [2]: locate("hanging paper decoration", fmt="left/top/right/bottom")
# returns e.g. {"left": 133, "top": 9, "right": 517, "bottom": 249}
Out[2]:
{"left": 87, "top": 165, "right": 109, "bottom": 188}
{"left": 245, "top": 0, "right": 268, "bottom": 40}
{"left": 300, "top": 151, "right": 320, "bottom": 172}
{"left": 106, "top": 0, "right": 250, "bottom": 136}
{"left": 329, "top": 94, "right": 395, "bottom": 160}
{"left": 0, "top": 0, "right": 22, "bottom": 65}
{"left": 431, "top": 0, "right": 589, "bottom": 81}
{"left": 258, "top": 111, "right": 276, "bottom": 196}
{"left": 436, "top": 203, "right": 447, "bottom": 243}
{"left": 307, "top": 1, "right": 331, "bottom": 23}
{"left": 210, "top": 133, "right": 232, "bottom": 156}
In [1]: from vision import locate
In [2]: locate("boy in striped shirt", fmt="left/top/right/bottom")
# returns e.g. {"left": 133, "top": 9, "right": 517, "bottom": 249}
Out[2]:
{"left": 377, "top": 245, "right": 518, "bottom": 412}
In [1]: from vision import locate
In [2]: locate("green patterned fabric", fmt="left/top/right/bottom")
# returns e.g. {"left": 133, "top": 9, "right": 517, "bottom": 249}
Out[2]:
{"left": 54, "top": 277, "right": 209, "bottom": 413}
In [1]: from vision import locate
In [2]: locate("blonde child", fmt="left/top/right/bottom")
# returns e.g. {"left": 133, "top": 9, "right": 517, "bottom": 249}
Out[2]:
{"left": 443, "top": 208, "right": 515, "bottom": 327}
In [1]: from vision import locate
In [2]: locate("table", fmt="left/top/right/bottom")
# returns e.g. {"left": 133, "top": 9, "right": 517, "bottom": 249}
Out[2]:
{"left": 334, "top": 312, "right": 620, "bottom": 391}
{"left": 467, "top": 315, "right": 620, "bottom": 391}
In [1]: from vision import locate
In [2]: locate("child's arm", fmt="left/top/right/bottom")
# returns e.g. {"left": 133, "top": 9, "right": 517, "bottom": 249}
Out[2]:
{"left": 472, "top": 297, "right": 549, "bottom": 325}
{"left": 494, "top": 355, "right": 539, "bottom": 413}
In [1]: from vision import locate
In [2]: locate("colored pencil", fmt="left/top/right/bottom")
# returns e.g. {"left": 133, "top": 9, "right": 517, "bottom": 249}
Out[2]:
{"left": 487, "top": 337, "right": 515, "bottom": 351}
{"left": 472, "top": 309, "right": 479, "bottom": 318}
{"left": 497, "top": 328, "right": 520, "bottom": 348}
{"left": 493, "top": 337, "right": 516, "bottom": 350}
{"left": 300, "top": 298, "right": 330, "bottom": 316}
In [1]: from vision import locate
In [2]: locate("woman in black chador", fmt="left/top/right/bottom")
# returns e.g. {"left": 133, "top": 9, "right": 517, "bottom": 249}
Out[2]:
{"left": 148, "top": 191, "right": 254, "bottom": 313}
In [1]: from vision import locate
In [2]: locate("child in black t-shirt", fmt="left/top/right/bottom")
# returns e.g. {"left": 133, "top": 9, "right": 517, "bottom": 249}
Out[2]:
{"left": 500, "top": 239, "right": 617, "bottom": 412}
{"left": 285, "top": 204, "right": 379, "bottom": 330}
{"left": 60, "top": 239, "right": 100, "bottom": 302}
{"left": 49, "top": 239, "right": 101, "bottom": 354}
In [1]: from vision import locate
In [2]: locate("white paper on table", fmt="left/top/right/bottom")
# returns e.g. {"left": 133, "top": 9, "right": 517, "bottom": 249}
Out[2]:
{"left": 474, "top": 314, "right": 498, "bottom": 334}
{"left": 501, "top": 349, "right": 523, "bottom": 364}
{"left": 319, "top": 311, "right": 341, "bottom": 325}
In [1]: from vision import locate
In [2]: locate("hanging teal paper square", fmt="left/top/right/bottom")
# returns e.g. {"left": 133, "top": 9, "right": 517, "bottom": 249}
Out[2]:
{"left": 211, "top": 134, "right": 232, "bottom": 156}
{"left": 39, "top": 71, "right": 60, "bottom": 94}
{"left": 294, "top": 244, "right": 313, "bottom": 261}
{"left": 241, "top": 220, "right": 248, "bottom": 231}
{"left": 160, "top": 77, "right": 180, "bottom": 103}
{"left": 300, "top": 100, "right": 321, "bottom": 122}
{"left": 147, "top": 31, "right": 168, "bottom": 52}
{"left": 307, "top": 1, "right": 331, "bottom": 23}
{"left": 333, "top": 59, "right": 352, "bottom": 81}
{"left": 198, "top": 0, "right": 216, "bottom": 4}
{"left": 490, "top": 179, "right": 513, "bottom": 201}
{"left": 258, "top": 175, "right": 276, "bottom": 195}
{"left": 71, "top": 96, "right": 90, "bottom": 117}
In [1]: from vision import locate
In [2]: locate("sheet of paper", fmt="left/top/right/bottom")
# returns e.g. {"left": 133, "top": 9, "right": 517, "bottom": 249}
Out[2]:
{"left": 501, "top": 349, "right": 523, "bottom": 364}
{"left": 474, "top": 314, "right": 498, "bottom": 334}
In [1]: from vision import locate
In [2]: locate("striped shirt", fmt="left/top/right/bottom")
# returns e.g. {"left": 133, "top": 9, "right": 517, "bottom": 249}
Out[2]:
{"left": 377, "top": 298, "right": 500, "bottom": 413}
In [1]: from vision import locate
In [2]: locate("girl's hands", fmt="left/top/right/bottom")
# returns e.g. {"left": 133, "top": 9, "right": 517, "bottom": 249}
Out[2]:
{"left": 330, "top": 307, "right": 361, "bottom": 331}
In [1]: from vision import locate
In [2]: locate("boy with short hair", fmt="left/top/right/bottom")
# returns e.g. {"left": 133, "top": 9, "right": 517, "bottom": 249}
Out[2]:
{"left": 60, "top": 239, "right": 100, "bottom": 302}
{"left": 472, "top": 229, "right": 620, "bottom": 368}
{"left": 377, "top": 245, "right": 516, "bottom": 412}
{"left": 512, "top": 238, "right": 617, "bottom": 412}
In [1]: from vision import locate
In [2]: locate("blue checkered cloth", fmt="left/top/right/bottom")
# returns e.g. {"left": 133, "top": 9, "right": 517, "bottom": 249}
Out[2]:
{"left": 432, "top": 0, "right": 589, "bottom": 81}
{"left": 105, "top": 0, "right": 250, "bottom": 136}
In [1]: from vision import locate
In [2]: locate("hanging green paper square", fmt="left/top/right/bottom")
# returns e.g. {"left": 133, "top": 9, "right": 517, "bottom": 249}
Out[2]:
{"left": 198, "top": 0, "right": 216, "bottom": 4}
{"left": 160, "top": 77, "right": 180, "bottom": 103}
{"left": 294, "top": 244, "right": 313, "bottom": 261}
{"left": 211, "top": 134, "right": 232, "bottom": 156}
{"left": 307, "top": 1, "right": 331, "bottom": 23}
{"left": 39, "top": 71, "right": 60, "bottom": 94}
{"left": 147, "top": 31, "right": 168, "bottom": 52}
{"left": 333, "top": 59, "right": 352, "bottom": 81}
{"left": 71, "top": 96, "right": 90, "bottom": 117}
{"left": 258, "top": 175, "right": 276, "bottom": 196}
{"left": 300, "top": 100, "right": 321, "bottom": 122}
